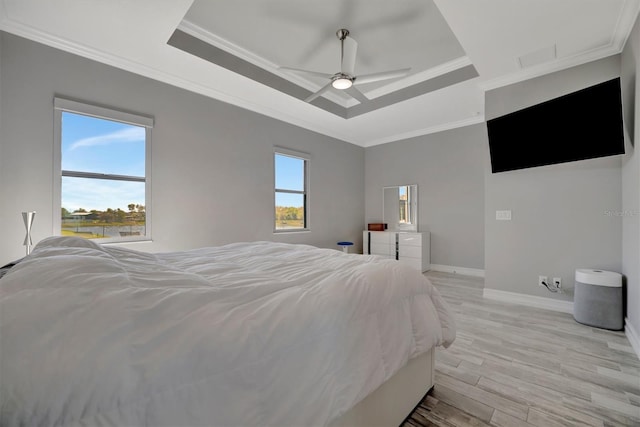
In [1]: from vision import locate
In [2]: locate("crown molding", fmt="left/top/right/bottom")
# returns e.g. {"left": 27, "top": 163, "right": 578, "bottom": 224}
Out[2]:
{"left": 4, "top": 1, "right": 636, "bottom": 149}
{"left": 612, "top": 0, "right": 640, "bottom": 50}
{"left": 0, "top": 17, "right": 362, "bottom": 145}
{"left": 0, "top": 1, "right": 480, "bottom": 149}
{"left": 177, "top": 19, "right": 473, "bottom": 106}
{"left": 178, "top": 19, "right": 355, "bottom": 107}
{"left": 480, "top": 44, "right": 621, "bottom": 92}
{"left": 362, "top": 114, "right": 485, "bottom": 147}
{"left": 479, "top": 0, "right": 640, "bottom": 92}
{"left": 364, "top": 56, "right": 473, "bottom": 99}
{"left": 178, "top": 20, "right": 282, "bottom": 73}
{"left": 1, "top": 14, "right": 479, "bottom": 149}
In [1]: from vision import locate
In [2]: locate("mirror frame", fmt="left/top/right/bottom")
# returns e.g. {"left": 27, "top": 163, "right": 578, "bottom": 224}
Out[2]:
{"left": 383, "top": 184, "right": 418, "bottom": 231}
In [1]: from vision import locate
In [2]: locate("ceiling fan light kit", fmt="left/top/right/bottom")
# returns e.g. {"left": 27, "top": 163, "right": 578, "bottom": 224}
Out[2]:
{"left": 280, "top": 28, "right": 410, "bottom": 104}
{"left": 331, "top": 74, "right": 353, "bottom": 89}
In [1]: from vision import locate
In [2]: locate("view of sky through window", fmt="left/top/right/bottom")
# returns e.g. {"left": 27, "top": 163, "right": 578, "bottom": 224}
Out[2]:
{"left": 275, "top": 154, "right": 305, "bottom": 208}
{"left": 275, "top": 153, "right": 306, "bottom": 230}
{"left": 61, "top": 112, "right": 145, "bottom": 212}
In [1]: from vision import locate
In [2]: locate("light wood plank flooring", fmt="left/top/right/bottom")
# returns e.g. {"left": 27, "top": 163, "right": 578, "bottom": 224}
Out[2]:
{"left": 403, "top": 271, "right": 640, "bottom": 427}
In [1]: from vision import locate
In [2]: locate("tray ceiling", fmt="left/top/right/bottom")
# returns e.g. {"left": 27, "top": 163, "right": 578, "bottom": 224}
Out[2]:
{"left": 172, "top": 0, "right": 477, "bottom": 117}
{"left": 1, "top": 0, "right": 638, "bottom": 146}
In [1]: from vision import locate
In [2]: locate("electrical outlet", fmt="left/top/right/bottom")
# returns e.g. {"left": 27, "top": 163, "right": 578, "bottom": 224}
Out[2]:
{"left": 553, "top": 277, "right": 561, "bottom": 289}
{"left": 539, "top": 275, "right": 548, "bottom": 288}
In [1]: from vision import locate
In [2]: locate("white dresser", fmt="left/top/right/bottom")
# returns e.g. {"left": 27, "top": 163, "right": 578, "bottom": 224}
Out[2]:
{"left": 362, "top": 231, "right": 430, "bottom": 272}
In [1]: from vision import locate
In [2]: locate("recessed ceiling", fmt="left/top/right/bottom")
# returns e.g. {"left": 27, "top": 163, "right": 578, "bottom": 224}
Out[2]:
{"left": 171, "top": 0, "right": 477, "bottom": 117}
{"left": 0, "top": 0, "right": 638, "bottom": 146}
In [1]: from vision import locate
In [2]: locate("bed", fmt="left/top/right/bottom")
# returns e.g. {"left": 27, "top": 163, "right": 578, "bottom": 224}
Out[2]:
{"left": 0, "top": 236, "right": 455, "bottom": 426}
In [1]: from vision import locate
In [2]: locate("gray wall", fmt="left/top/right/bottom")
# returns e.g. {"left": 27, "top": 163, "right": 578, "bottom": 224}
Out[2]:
{"left": 1, "top": 27, "right": 636, "bottom": 334}
{"left": 364, "top": 124, "right": 486, "bottom": 269}
{"left": 484, "top": 56, "right": 624, "bottom": 302}
{"left": 0, "top": 34, "right": 3, "bottom": 247}
{"left": 0, "top": 32, "right": 365, "bottom": 264}
{"left": 621, "top": 15, "right": 640, "bottom": 341}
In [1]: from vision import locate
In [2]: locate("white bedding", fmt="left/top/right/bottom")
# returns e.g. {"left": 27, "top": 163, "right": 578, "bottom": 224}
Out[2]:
{"left": 0, "top": 236, "right": 455, "bottom": 427}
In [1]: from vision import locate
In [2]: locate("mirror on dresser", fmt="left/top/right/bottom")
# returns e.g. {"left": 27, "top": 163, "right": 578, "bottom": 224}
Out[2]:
{"left": 365, "top": 184, "right": 429, "bottom": 272}
{"left": 383, "top": 184, "right": 418, "bottom": 231}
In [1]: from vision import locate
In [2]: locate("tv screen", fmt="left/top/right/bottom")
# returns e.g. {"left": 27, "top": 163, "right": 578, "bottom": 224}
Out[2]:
{"left": 486, "top": 78, "right": 625, "bottom": 173}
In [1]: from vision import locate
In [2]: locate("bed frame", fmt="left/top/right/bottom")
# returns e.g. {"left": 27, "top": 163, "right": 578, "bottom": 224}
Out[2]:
{"left": 329, "top": 347, "right": 434, "bottom": 427}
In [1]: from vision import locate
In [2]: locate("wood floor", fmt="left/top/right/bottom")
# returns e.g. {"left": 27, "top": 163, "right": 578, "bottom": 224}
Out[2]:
{"left": 403, "top": 271, "right": 640, "bottom": 427}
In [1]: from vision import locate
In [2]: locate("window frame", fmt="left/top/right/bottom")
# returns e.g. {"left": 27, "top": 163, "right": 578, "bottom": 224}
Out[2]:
{"left": 53, "top": 97, "right": 154, "bottom": 243}
{"left": 274, "top": 147, "right": 310, "bottom": 233}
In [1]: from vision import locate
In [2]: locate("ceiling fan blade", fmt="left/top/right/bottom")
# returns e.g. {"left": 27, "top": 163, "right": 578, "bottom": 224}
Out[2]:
{"left": 279, "top": 67, "right": 333, "bottom": 80}
{"left": 355, "top": 68, "right": 411, "bottom": 85}
{"left": 341, "top": 36, "right": 357, "bottom": 75}
{"left": 344, "top": 86, "right": 369, "bottom": 104}
{"left": 305, "top": 81, "right": 333, "bottom": 103}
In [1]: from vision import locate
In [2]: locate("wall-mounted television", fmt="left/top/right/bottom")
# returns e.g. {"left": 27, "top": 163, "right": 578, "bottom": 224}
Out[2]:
{"left": 486, "top": 78, "right": 625, "bottom": 173}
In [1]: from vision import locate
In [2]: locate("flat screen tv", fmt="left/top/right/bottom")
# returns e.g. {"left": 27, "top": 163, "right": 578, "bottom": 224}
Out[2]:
{"left": 486, "top": 78, "right": 625, "bottom": 173}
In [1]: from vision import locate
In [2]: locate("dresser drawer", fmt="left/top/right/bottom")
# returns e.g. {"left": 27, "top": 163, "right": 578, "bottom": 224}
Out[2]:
{"left": 398, "top": 244, "right": 421, "bottom": 259}
{"left": 369, "top": 232, "right": 393, "bottom": 245}
{"left": 370, "top": 243, "right": 392, "bottom": 256}
{"left": 398, "top": 233, "right": 422, "bottom": 247}
{"left": 363, "top": 231, "right": 429, "bottom": 271}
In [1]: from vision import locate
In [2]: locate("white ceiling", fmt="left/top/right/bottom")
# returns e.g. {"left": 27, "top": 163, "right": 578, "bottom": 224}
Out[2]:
{"left": 179, "top": 0, "right": 468, "bottom": 106}
{"left": 1, "top": 0, "right": 638, "bottom": 147}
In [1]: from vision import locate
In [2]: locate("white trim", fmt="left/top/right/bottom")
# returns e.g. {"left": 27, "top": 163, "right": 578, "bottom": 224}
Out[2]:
{"left": 178, "top": 20, "right": 282, "bottom": 78}
{"left": 144, "top": 126, "right": 152, "bottom": 241}
{"left": 178, "top": 20, "right": 354, "bottom": 108}
{"left": 611, "top": 0, "right": 640, "bottom": 53}
{"left": 4, "top": 1, "right": 637, "bottom": 149}
{"left": 480, "top": 45, "right": 620, "bottom": 92}
{"left": 53, "top": 98, "right": 153, "bottom": 242}
{"left": 479, "top": 0, "right": 640, "bottom": 92}
{"left": 273, "top": 146, "right": 311, "bottom": 160}
{"left": 363, "top": 56, "right": 473, "bottom": 100}
{"left": 0, "top": 12, "right": 483, "bottom": 148}
{"left": 54, "top": 97, "right": 154, "bottom": 128}
{"left": 0, "top": 17, "right": 357, "bottom": 145}
{"left": 575, "top": 269, "right": 622, "bottom": 287}
{"left": 429, "top": 264, "right": 485, "bottom": 278}
{"left": 179, "top": 20, "right": 473, "bottom": 106}
{"left": 274, "top": 148, "right": 310, "bottom": 233}
{"left": 625, "top": 318, "right": 640, "bottom": 361}
{"left": 362, "top": 115, "right": 485, "bottom": 147}
{"left": 483, "top": 288, "right": 573, "bottom": 314}
{"left": 52, "top": 105, "right": 62, "bottom": 236}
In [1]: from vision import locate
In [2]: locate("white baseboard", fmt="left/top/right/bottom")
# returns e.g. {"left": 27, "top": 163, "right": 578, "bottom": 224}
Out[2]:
{"left": 483, "top": 288, "right": 574, "bottom": 314}
{"left": 625, "top": 318, "right": 640, "bottom": 361}
{"left": 430, "top": 264, "right": 485, "bottom": 278}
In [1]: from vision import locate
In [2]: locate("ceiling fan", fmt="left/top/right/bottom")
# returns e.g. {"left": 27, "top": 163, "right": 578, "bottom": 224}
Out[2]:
{"left": 280, "top": 29, "right": 411, "bottom": 103}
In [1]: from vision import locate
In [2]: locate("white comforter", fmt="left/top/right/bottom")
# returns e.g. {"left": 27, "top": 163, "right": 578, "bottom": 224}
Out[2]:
{"left": 0, "top": 236, "right": 455, "bottom": 427}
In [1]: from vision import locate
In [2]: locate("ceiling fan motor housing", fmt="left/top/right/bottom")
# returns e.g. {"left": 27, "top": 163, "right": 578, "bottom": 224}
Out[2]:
{"left": 336, "top": 29, "right": 350, "bottom": 40}
{"left": 280, "top": 27, "right": 410, "bottom": 102}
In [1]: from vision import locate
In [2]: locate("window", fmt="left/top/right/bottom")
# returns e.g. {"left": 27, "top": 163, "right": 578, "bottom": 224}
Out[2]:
{"left": 54, "top": 98, "right": 153, "bottom": 242}
{"left": 399, "top": 185, "right": 410, "bottom": 224}
{"left": 274, "top": 149, "right": 309, "bottom": 231}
